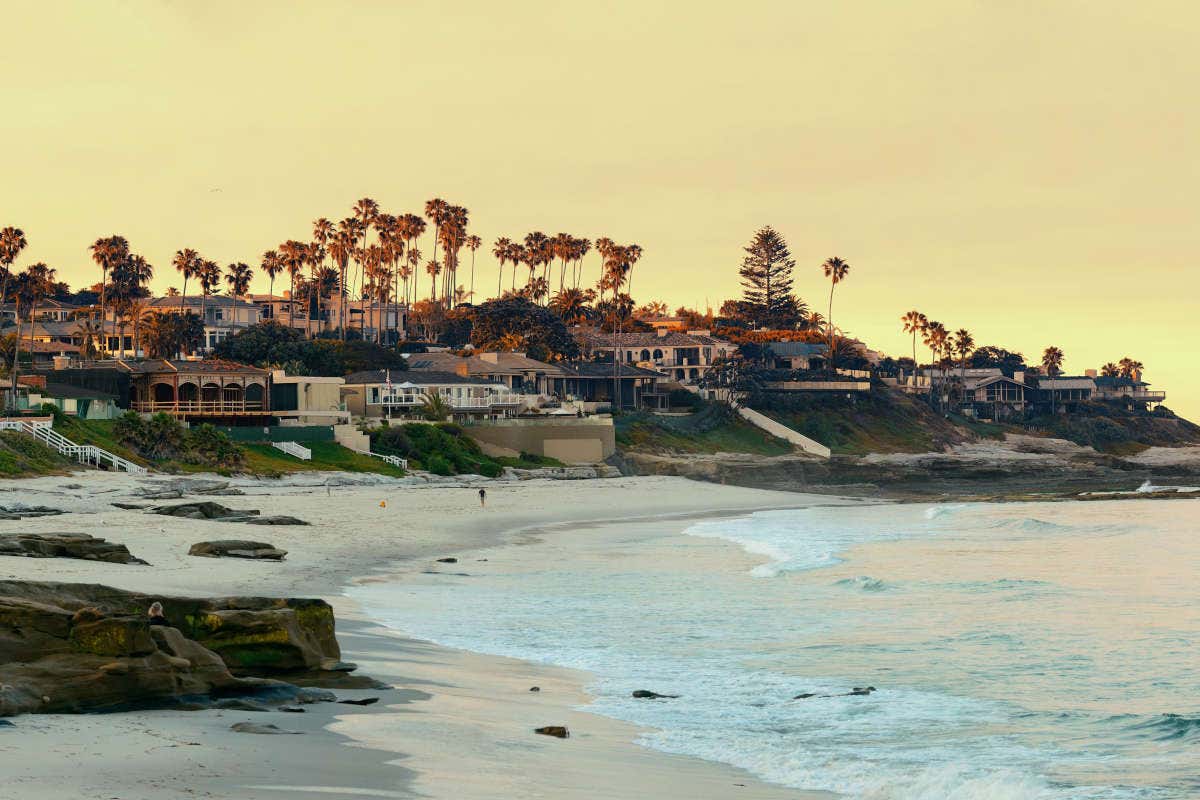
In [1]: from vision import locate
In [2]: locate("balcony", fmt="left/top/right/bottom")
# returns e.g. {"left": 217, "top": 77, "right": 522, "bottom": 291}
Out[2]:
{"left": 378, "top": 392, "right": 521, "bottom": 410}
{"left": 130, "top": 400, "right": 267, "bottom": 414}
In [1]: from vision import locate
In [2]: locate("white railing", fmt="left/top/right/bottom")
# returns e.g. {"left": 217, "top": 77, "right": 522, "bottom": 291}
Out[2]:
{"left": 272, "top": 440, "right": 311, "bottom": 460}
{"left": 0, "top": 418, "right": 147, "bottom": 474}
{"left": 379, "top": 393, "right": 521, "bottom": 410}
{"left": 367, "top": 451, "right": 408, "bottom": 468}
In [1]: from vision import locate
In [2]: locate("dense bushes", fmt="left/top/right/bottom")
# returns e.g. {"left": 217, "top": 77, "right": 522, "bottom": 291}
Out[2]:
{"left": 370, "top": 422, "right": 498, "bottom": 476}
{"left": 113, "top": 412, "right": 244, "bottom": 468}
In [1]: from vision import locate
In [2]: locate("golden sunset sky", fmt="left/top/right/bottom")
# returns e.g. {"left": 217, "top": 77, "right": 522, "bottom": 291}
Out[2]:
{"left": 3, "top": 2, "right": 1196, "bottom": 418}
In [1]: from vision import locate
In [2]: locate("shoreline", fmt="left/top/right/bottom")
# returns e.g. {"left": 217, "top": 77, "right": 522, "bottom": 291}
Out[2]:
{"left": 1, "top": 472, "right": 842, "bottom": 799}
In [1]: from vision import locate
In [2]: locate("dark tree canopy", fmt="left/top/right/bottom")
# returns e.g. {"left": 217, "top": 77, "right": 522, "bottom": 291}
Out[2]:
{"left": 970, "top": 345, "right": 1027, "bottom": 375}
{"left": 738, "top": 226, "right": 802, "bottom": 329}
{"left": 470, "top": 296, "right": 579, "bottom": 362}
{"left": 213, "top": 320, "right": 408, "bottom": 376}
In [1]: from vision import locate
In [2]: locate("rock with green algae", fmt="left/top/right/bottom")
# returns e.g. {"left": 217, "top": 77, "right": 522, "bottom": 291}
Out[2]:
{"left": 0, "top": 580, "right": 342, "bottom": 717}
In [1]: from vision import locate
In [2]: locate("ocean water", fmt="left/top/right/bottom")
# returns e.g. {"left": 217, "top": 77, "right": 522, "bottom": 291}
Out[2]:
{"left": 348, "top": 499, "right": 1200, "bottom": 799}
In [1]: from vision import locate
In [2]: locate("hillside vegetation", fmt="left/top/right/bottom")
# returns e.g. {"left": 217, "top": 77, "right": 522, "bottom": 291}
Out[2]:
{"left": 0, "top": 431, "right": 73, "bottom": 476}
{"left": 616, "top": 401, "right": 794, "bottom": 456}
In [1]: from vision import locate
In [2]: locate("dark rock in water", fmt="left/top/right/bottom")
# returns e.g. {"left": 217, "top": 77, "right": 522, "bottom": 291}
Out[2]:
{"left": 244, "top": 516, "right": 309, "bottom": 526}
{"left": 279, "top": 705, "right": 306, "bottom": 713}
{"left": 0, "top": 532, "right": 148, "bottom": 565}
{"left": 212, "top": 698, "right": 273, "bottom": 712}
{"left": 0, "top": 719, "right": 13, "bottom": 727}
{"left": 188, "top": 541, "right": 287, "bottom": 561}
{"left": 337, "top": 697, "right": 379, "bottom": 706}
{"left": 320, "top": 660, "right": 357, "bottom": 672}
{"left": 529, "top": 686, "right": 541, "bottom": 692}
{"left": 632, "top": 690, "right": 679, "bottom": 699}
{"left": 848, "top": 686, "right": 876, "bottom": 696}
{"left": 111, "top": 502, "right": 151, "bottom": 510}
{"left": 295, "top": 688, "right": 338, "bottom": 704}
{"left": 0, "top": 580, "right": 343, "bottom": 717}
{"left": 534, "top": 726, "right": 569, "bottom": 739}
{"left": 0, "top": 506, "right": 65, "bottom": 520}
{"left": 230, "top": 722, "right": 301, "bottom": 735}
{"left": 436, "top": 557, "right": 458, "bottom": 563}
{"left": 793, "top": 693, "right": 818, "bottom": 700}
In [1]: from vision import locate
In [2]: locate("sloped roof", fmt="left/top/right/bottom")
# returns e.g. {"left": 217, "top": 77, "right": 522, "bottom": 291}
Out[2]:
{"left": 343, "top": 369, "right": 506, "bottom": 388}
{"left": 1094, "top": 376, "right": 1148, "bottom": 388}
{"left": 148, "top": 295, "right": 260, "bottom": 310}
{"left": 407, "top": 351, "right": 568, "bottom": 376}
{"left": 123, "top": 359, "right": 269, "bottom": 375}
{"left": 578, "top": 329, "right": 733, "bottom": 349}
{"left": 1037, "top": 377, "right": 1096, "bottom": 390}
{"left": 766, "top": 342, "right": 829, "bottom": 357}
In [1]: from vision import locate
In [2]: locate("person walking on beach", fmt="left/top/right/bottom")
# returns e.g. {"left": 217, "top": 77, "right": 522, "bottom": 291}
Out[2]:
{"left": 479, "top": 488, "right": 487, "bottom": 508}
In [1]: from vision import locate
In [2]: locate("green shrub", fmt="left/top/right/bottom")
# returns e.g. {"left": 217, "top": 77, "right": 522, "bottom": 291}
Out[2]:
{"left": 478, "top": 461, "right": 503, "bottom": 478}
{"left": 424, "top": 453, "right": 453, "bottom": 475}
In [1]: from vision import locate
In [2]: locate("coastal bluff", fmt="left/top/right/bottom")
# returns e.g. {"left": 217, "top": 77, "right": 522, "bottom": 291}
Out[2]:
{"left": 0, "top": 580, "right": 341, "bottom": 716}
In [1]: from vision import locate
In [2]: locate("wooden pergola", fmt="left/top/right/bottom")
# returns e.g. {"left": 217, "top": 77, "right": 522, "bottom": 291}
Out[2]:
{"left": 126, "top": 359, "right": 272, "bottom": 419}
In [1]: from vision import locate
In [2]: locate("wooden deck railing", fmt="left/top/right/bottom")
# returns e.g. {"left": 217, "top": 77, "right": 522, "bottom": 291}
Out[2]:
{"left": 130, "top": 400, "right": 266, "bottom": 413}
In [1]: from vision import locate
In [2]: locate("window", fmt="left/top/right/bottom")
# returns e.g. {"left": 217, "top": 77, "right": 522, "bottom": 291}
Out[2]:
{"left": 653, "top": 349, "right": 663, "bottom": 360}
{"left": 370, "top": 387, "right": 380, "bottom": 404}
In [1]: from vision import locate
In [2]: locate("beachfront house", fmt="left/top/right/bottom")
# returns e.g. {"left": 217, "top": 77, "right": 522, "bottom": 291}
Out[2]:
{"left": 553, "top": 362, "right": 668, "bottom": 411}
{"left": 962, "top": 374, "right": 1030, "bottom": 419}
{"left": 1034, "top": 376, "right": 1096, "bottom": 410}
{"left": 269, "top": 370, "right": 350, "bottom": 425}
{"left": 341, "top": 370, "right": 521, "bottom": 421}
{"left": 1091, "top": 374, "right": 1166, "bottom": 408}
{"left": 578, "top": 328, "right": 736, "bottom": 384}
{"left": 765, "top": 342, "right": 828, "bottom": 371}
{"left": 250, "top": 294, "right": 407, "bottom": 343}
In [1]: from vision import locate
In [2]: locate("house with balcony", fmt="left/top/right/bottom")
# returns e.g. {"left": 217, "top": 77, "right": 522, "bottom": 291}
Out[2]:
{"left": 1092, "top": 375, "right": 1166, "bottom": 408}
{"left": 578, "top": 328, "right": 735, "bottom": 384}
{"left": 962, "top": 374, "right": 1030, "bottom": 419}
{"left": 124, "top": 359, "right": 272, "bottom": 420}
{"left": 0, "top": 298, "right": 83, "bottom": 324}
{"left": 147, "top": 295, "right": 263, "bottom": 352}
{"left": 1034, "top": 376, "right": 1097, "bottom": 410}
{"left": 341, "top": 370, "right": 521, "bottom": 421}
{"left": 554, "top": 362, "right": 668, "bottom": 411}
{"left": 406, "top": 351, "right": 569, "bottom": 397}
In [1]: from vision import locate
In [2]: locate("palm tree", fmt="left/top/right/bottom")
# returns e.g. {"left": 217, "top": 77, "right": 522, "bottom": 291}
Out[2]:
{"left": 922, "top": 320, "right": 948, "bottom": 408}
{"left": 492, "top": 237, "right": 513, "bottom": 298}
{"left": 224, "top": 262, "right": 253, "bottom": 302}
{"left": 952, "top": 328, "right": 975, "bottom": 407}
{"left": 1101, "top": 362, "right": 1120, "bottom": 378}
{"left": 0, "top": 227, "right": 27, "bottom": 326}
{"left": 90, "top": 235, "right": 130, "bottom": 335}
{"left": 507, "top": 243, "right": 525, "bottom": 292}
{"left": 1117, "top": 357, "right": 1144, "bottom": 379}
{"left": 522, "top": 232, "right": 549, "bottom": 296}
{"left": 9, "top": 263, "right": 56, "bottom": 400}
{"left": 425, "top": 259, "right": 441, "bottom": 304}
{"left": 73, "top": 317, "right": 103, "bottom": 360}
{"left": 900, "top": 310, "right": 927, "bottom": 383}
{"left": 465, "top": 234, "right": 482, "bottom": 303}
{"left": 419, "top": 391, "right": 451, "bottom": 422}
{"left": 172, "top": 248, "right": 200, "bottom": 316}
{"left": 278, "top": 240, "right": 307, "bottom": 329}
{"left": 1042, "top": 346, "right": 1065, "bottom": 414}
{"left": 550, "top": 287, "right": 594, "bottom": 325}
{"left": 423, "top": 198, "right": 449, "bottom": 276}
{"left": 260, "top": 249, "right": 283, "bottom": 320}
{"left": 198, "top": 259, "right": 221, "bottom": 339}
{"left": 821, "top": 257, "right": 850, "bottom": 373}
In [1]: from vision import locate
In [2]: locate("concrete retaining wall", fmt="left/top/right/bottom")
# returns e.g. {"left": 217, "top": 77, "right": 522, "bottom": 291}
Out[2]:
{"left": 466, "top": 418, "right": 615, "bottom": 464}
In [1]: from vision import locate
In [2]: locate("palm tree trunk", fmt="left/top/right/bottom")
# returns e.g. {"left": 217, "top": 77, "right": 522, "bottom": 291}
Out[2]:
{"left": 827, "top": 284, "right": 836, "bottom": 374}
{"left": 9, "top": 298, "right": 22, "bottom": 407}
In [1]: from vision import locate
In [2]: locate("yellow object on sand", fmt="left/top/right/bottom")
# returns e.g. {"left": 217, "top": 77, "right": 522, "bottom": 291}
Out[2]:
{"left": 379, "top": 500, "right": 387, "bottom": 508}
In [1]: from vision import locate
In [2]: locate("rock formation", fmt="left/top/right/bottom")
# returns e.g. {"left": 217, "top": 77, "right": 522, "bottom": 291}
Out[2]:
{"left": 188, "top": 541, "right": 287, "bottom": 560}
{"left": 0, "top": 533, "right": 148, "bottom": 565}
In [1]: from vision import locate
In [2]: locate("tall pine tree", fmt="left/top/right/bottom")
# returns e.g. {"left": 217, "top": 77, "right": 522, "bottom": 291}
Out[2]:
{"left": 738, "top": 226, "right": 802, "bottom": 329}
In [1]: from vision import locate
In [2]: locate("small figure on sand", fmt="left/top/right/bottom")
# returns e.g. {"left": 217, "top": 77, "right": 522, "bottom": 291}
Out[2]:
{"left": 147, "top": 601, "right": 170, "bottom": 627}
{"left": 479, "top": 488, "right": 487, "bottom": 508}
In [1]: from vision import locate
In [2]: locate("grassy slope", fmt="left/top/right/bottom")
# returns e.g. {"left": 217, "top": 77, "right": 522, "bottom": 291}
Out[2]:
{"left": 0, "top": 430, "right": 74, "bottom": 477}
{"left": 241, "top": 442, "right": 408, "bottom": 477}
{"left": 755, "top": 388, "right": 976, "bottom": 455}
{"left": 616, "top": 407, "right": 795, "bottom": 456}
{"left": 52, "top": 417, "right": 149, "bottom": 467}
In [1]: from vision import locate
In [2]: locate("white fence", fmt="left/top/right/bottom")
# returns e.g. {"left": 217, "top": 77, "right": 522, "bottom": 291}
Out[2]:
{"left": 271, "top": 440, "right": 312, "bottom": 460}
{"left": 735, "top": 407, "right": 831, "bottom": 459}
{"left": 0, "top": 418, "right": 147, "bottom": 474}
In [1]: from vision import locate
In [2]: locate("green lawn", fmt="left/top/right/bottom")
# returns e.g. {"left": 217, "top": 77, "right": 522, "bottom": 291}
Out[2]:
{"left": 240, "top": 442, "right": 408, "bottom": 477}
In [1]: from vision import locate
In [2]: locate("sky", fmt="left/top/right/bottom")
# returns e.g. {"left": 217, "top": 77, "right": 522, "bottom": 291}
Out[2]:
{"left": 2, "top": 2, "right": 1197, "bottom": 419}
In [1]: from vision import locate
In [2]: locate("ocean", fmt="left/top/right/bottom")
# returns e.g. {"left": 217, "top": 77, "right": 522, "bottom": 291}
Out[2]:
{"left": 348, "top": 498, "right": 1200, "bottom": 799}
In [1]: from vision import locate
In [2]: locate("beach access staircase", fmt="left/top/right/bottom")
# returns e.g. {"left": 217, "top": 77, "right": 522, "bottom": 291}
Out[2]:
{"left": 734, "top": 406, "right": 831, "bottom": 459}
{"left": 0, "top": 418, "right": 148, "bottom": 474}
{"left": 271, "top": 441, "right": 312, "bottom": 461}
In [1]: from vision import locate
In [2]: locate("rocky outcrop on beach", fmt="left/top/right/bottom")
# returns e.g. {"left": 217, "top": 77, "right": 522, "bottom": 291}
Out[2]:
{"left": 188, "top": 540, "right": 287, "bottom": 560}
{"left": 0, "top": 505, "right": 65, "bottom": 520}
{"left": 621, "top": 433, "right": 1200, "bottom": 499}
{"left": 0, "top": 580, "right": 343, "bottom": 716}
{"left": 149, "top": 501, "right": 309, "bottom": 526}
{"left": 0, "top": 533, "right": 148, "bottom": 565}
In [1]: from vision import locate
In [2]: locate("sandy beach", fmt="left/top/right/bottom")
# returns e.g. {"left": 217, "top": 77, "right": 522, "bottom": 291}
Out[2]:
{"left": 0, "top": 471, "right": 839, "bottom": 799}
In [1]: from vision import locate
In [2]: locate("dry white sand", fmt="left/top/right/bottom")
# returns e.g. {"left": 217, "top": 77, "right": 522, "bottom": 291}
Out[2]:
{"left": 0, "top": 472, "right": 836, "bottom": 799}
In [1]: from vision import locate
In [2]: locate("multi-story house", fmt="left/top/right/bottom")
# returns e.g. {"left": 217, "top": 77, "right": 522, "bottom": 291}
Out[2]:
{"left": 341, "top": 370, "right": 521, "bottom": 421}
{"left": 249, "top": 293, "right": 406, "bottom": 343}
{"left": 147, "top": 296, "right": 262, "bottom": 352}
{"left": 579, "top": 328, "right": 736, "bottom": 384}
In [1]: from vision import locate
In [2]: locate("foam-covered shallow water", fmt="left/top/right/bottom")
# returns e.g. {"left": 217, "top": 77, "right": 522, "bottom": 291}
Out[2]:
{"left": 349, "top": 499, "right": 1200, "bottom": 799}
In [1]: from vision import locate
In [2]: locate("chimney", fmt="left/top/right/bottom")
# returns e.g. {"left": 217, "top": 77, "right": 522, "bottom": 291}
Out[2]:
{"left": 657, "top": 328, "right": 668, "bottom": 338}
{"left": 479, "top": 352, "right": 500, "bottom": 364}
{"left": 1013, "top": 371, "right": 1025, "bottom": 384}
{"left": 1084, "top": 369, "right": 1097, "bottom": 378}
{"left": 1132, "top": 368, "right": 1142, "bottom": 382}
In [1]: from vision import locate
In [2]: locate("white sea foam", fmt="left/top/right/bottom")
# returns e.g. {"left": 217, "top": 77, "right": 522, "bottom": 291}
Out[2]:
{"left": 349, "top": 501, "right": 1194, "bottom": 799}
